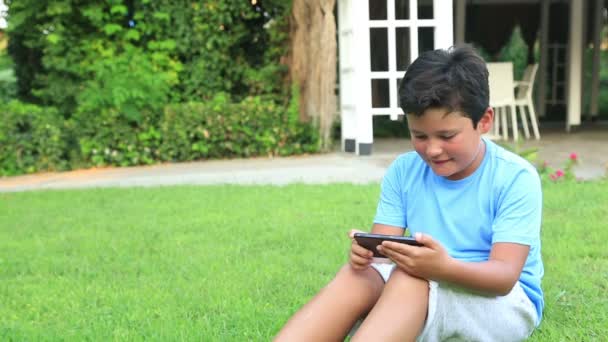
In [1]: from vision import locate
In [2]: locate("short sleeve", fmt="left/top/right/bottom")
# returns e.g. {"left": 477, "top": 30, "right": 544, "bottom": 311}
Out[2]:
{"left": 373, "top": 158, "right": 407, "bottom": 228}
{"left": 492, "top": 168, "right": 542, "bottom": 245}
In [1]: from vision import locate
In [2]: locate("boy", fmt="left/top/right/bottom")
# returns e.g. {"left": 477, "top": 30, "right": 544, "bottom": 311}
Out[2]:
{"left": 274, "top": 46, "right": 543, "bottom": 341}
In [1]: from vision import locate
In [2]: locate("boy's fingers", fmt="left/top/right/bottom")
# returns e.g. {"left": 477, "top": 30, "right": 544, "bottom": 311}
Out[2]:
{"left": 348, "top": 229, "right": 365, "bottom": 239}
{"left": 350, "top": 253, "right": 372, "bottom": 269}
{"left": 416, "top": 233, "right": 436, "bottom": 249}
{"left": 381, "top": 241, "right": 406, "bottom": 253}
{"left": 352, "top": 244, "right": 373, "bottom": 258}
{"left": 350, "top": 253, "right": 368, "bottom": 264}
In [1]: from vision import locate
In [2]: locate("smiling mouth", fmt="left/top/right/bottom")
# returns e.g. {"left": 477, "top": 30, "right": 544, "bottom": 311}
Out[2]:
{"left": 431, "top": 159, "right": 451, "bottom": 165}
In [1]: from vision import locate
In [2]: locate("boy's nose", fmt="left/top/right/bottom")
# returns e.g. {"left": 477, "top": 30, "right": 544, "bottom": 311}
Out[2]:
{"left": 426, "top": 141, "right": 443, "bottom": 158}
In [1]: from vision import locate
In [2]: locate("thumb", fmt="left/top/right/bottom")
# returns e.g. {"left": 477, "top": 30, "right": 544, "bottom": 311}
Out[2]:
{"left": 415, "top": 232, "right": 437, "bottom": 248}
{"left": 349, "top": 229, "right": 365, "bottom": 240}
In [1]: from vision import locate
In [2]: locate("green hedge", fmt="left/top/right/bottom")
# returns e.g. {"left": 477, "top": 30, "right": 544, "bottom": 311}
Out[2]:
{"left": 0, "top": 101, "right": 67, "bottom": 176}
{"left": 72, "top": 108, "right": 162, "bottom": 168}
{"left": 160, "top": 95, "right": 319, "bottom": 161}
{"left": 0, "top": 96, "right": 320, "bottom": 175}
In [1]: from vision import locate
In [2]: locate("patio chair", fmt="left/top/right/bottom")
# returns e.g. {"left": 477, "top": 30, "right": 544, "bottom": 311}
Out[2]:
{"left": 487, "top": 62, "right": 518, "bottom": 141}
{"left": 514, "top": 64, "right": 540, "bottom": 140}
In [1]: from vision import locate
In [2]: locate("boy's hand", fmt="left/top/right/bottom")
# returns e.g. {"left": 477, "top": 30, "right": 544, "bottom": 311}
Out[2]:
{"left": 378, "top": 233, "right": 452, "bottom": 280}
{"left": 348, "top": 229, "right": 374, "bottom": 270}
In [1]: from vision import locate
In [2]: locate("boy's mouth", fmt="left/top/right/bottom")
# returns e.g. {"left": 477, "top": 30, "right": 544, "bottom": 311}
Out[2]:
{"left": 431, "top": 159, "right": 451, "bottom": 165}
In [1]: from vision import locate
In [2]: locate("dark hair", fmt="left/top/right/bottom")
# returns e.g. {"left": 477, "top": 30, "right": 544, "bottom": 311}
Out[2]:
{"left": 398, "top": 45, "right": 489, "bottom": 127}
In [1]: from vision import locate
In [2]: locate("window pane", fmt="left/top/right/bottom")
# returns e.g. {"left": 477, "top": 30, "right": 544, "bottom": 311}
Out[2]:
{"left": 371, "top": 79, "right": 390, "bottom": 108}
{"left": 396, "top": 27, "right": 411, "bottom": 71}
{"left": 370, "top": 28, "right": 389, "bottom": 71}
{"left": 395, "top": 0, "right": 410, "bottom": 19}
{"left": 556, "top": 85, "right": 564, "bottom": 101}
{"left": 396, "top": 78, "right": 403, "bottom": 109}
{"left": 418, "top": 0, "right": 433, "bottom": 19}
{"left": 418, "top": 27, "right": 434, "bottom": 55}
{"left": 369, "top": 0, "right": 387, "bottom": 20}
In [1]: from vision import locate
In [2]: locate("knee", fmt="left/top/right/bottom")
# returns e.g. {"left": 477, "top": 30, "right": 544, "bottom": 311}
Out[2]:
{"left": 386, "top": 267, "right": 429, "bottom": 290}
{"left": 327, "top": 264, "right": 384, "bottom": 304}
{"left": 333, "top": 264, "right": 383, "bottom": 288}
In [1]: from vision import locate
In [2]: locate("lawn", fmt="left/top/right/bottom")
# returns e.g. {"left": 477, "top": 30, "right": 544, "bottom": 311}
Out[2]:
{"left": 0, "top": 182, "right": 607, "bottom": 341}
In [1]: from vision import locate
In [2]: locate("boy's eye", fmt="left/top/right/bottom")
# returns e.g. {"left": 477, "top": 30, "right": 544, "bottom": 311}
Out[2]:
{"left": 414, "top": 135, "right": 427, "bottom": 140}
{"left": 441, "top": 135, "right": 455, "bottom": 140}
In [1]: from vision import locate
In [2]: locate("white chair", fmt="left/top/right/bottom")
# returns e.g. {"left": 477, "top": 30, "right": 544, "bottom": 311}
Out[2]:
{"left": 487, "top": 62, "right": 518, "bottom": 141}
{"left": 514, "top": 64, "right": 540, "bottom": 140}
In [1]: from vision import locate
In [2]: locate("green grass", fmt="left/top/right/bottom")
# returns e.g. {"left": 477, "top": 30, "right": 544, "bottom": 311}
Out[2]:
{"left": 0, "top": 182, "right": 607, "bottom": 341}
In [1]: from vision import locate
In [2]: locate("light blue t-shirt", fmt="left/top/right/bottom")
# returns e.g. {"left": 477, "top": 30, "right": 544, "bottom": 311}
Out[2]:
{"left": 373, "top": 138, "right": 544, "bottom": 323}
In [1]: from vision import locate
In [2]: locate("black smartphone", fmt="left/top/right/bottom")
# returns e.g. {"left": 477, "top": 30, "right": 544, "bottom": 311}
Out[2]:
{"left": 353, "top": 233, "right": 423, "bottom": 258}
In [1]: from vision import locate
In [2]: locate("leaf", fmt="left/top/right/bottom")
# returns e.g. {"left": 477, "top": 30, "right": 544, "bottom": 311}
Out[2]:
{"left": 110, "top": 5, "right": 129, "bottom": 15}
{"left": 47, "top": 2, "right": 71, "bottom": 16}
{"left": 122, "top": 104, "right": 143, "bottom": 124}
{"left": 103, "top": 23, "right": 123, "bottom": 36}
{"left": 159, "top": 40, "right": 177, "bottom": 51}
{"left": 153, "top": 12, "right": 170, "bottom": 21}
{"left": 46, "top": 33, "right": 60, "bottom": 45}
{"left": 81, "top": 5, "right": 105, "bottom": 24}
{"left": 124, "top": 29, "right": 141, "bottom": 41}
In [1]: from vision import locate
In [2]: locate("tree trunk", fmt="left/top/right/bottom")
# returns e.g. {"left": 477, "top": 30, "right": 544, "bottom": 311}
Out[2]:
{"left": 289, "top": 0, "right": 337, "bottom": 151}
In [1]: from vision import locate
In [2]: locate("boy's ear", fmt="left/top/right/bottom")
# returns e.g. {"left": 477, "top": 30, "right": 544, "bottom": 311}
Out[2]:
{"left": 477, "top": 107, "right": 494, "bottom": 133}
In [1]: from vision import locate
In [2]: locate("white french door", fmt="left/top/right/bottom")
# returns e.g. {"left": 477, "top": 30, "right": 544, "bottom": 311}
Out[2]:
{"left": 339, "top": 0, "right": 453, "bottom": 154}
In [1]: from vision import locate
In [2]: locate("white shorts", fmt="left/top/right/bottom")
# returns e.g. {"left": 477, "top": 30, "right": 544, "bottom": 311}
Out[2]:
{"left": 352, "top": 263, "right": 538, "bottom": 342}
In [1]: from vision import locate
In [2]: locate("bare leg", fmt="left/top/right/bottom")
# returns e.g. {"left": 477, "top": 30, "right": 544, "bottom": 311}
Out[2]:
{"left": 274, "top": 264, "right": 384, "bottom": 342}
{"left": 352, "top": 268, "right": 429, "bottom": 342}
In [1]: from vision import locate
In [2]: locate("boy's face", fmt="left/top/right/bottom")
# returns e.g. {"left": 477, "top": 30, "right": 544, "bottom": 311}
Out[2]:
{"left": 406, "top": 107, "right": 493, "bottom": 180}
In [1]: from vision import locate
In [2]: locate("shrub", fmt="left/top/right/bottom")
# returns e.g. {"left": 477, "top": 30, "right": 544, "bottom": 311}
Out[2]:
{"left": 0, "top": 101, "right": 67, "bottom": 176}
{"left": 160, "top": 95, "right": 319, "bottom": 161}
{"left": 0, "top": 68, "right": 17, "bottom": 103}
{"left": 72, "top": 119, "right": 162, "bottom": 168}
{"left": 0, "top": 52, "right": 16, "bottom": 102}
{"left": 498, "top": 25, "right": 529, "bottom": 80}
{"left": 538, "top": 153, "right": 579, "bottom": 183}
{"left": 71, "top": 108, "right": 162, "bottom": 168}
{"left": 75, "top": 45, "right": 175, "bottom": 125}
{"left": 69, "top": 44, "right": 177, "bottom": 167}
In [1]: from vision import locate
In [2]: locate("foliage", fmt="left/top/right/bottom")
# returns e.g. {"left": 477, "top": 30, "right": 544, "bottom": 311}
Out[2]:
{"left": 498, "top": 140, "right": 582, "bottom": 183}
{"left": 160, "top": 94, "right": 319, "bottom": 161}
{"left": 497, "top": 139, "right": 539, "bottom": 164}
{"left": 473, "top": 44, "right": 493, "bottom": 63}
{"left": 75, "top": 45, "right": 174, "bottom": 125}
{"left": 0, "top": 66, "right": 17, "bottom": 103}
{"left": 5, "top": 0, "right": 292, "bottom": 113}
{"left": 1, "top": 182, "right": 607, "bottom": 339}
{"left": 0, "top": 96, "right": 319, "bottom": 173}
{"left": 71, "top": 109, "right": 162, "bottom": 168}
{"left": 0, "top": 49, "right": 12, "bottom": 70}
{"left": 538, "top": 153, "right": 579, "bottom": 183}
{"left": 497, "top": 25, "right": 529, "bottom": 80}
{"left": 0, "top": 41, "right": 17, "bottom": 102}
{"left": 0, "top": 100, "right": 67, "bottom": 176}
{"left": 372, "top": 116, "right": 411, "bottom": 138}
{"left": 582, "top": 48, "right": 608, "bottom": 119}
{"left": 0, "top": 0, "right": 327, "bottom": 174}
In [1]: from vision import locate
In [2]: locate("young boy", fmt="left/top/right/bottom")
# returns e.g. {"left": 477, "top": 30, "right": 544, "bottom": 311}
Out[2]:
{"left": 274, "top": 46, "right": 543, "bottom": 341}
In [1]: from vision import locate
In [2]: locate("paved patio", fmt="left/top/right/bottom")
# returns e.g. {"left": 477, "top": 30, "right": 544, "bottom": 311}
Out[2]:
{"left": 373, "top": 124, "right": 608, "bottom": 180}
{"left": 0, "top": 125, "right": 606, "bottom": 192}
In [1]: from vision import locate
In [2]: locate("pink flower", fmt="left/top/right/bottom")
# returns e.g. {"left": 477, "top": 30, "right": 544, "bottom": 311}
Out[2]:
{"left": 549, "top": 174, "right": 557, "bottom": 181}
{"left": 555, "top": 169, "right": 565, "bottom": 178}
{"left": 569, "top": 153, "right": 578, "bottom": 161}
